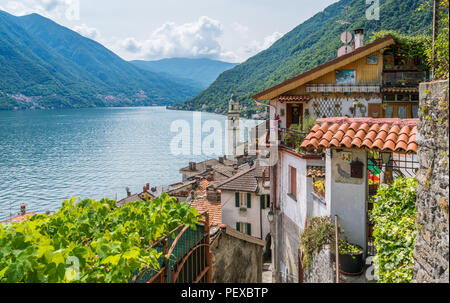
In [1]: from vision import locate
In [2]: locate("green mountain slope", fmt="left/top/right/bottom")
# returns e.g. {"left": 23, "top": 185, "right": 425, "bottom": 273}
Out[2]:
{"left": 0, "top": 11, "right": 201, "bottom": 110}
{"left": 131, "top": 58, "right": 238, "bottom": 89}
{"left": 177, "top": 0, "right": 433, "bottom": 117}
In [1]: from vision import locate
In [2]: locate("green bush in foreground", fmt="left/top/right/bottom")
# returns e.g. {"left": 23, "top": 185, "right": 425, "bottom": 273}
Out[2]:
{"left": 0, "top": 194, "right": 199, "bottom": 283}
{"left": 370, "top": 178, "right": 418, "bottom": 283}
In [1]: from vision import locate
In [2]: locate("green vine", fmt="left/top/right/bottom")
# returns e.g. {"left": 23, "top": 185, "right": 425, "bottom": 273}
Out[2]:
{"left": 0, "top": 194, "right": 200, "bottom": 283}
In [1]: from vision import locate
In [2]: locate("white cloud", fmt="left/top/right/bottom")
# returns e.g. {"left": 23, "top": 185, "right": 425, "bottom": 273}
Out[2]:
{"left": 242, "top": 31, "right": 283, "bottom": 56}
{"left": 72, "top": 23, "right": 100, "bottom": 40}
{"left": 1, "top": 0, "right": 80, "bottom": 20}
{"left": 118, "top": 16, "right": 231, "bottom": 61}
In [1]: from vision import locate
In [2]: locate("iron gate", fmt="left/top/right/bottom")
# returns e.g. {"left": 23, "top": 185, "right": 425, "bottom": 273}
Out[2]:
{"left": 132, "top": 211, "right": 212, "bottom": 283}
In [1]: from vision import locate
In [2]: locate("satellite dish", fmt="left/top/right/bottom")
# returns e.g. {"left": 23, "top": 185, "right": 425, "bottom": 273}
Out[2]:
{"left": 340, "top": 31, "right": 353, "bottom": 44}
{"left": 338, "top": 45, "right": 353, "bottom": 57}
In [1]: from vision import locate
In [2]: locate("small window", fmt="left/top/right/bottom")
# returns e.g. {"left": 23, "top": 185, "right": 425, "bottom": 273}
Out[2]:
{"left": 289, "top": 166, "right": 297, "bottom": 200}
{"left": 236, "top": 222, "right": 252, "bottom": 236}
{"left": 412, "top": 105, "right": 419, "bottom": 119}
{"left": 260, "top": 195, "right": 271, "bottom": 209}
{"left": 385, "top": 105, "right": 394, "bottom": 118}
{"left": 236, "top": 192, "right": 251, "bottom": 209}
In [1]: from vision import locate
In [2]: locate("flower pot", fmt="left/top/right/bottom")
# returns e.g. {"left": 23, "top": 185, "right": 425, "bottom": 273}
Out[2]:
{"left": 339, "top": 247, "right": 364, "bottom": 276}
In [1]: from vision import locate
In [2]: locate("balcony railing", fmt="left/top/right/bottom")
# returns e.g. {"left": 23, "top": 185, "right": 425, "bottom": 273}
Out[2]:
{"left": 306, "top": 84, "right": 380, "bottom": 93}
{"left": 279, "top": 128, "right": 309, "bottom": 151}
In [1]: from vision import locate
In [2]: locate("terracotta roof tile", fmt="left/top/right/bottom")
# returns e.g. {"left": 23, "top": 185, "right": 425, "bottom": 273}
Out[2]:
{"left": 190, "top": 179, "right": 222, "bottom": 226}
{"left": 278, "top": 95, "right": 311, "bottom": 102}
{"left": 307, "top": 166, "right": 326, "bottom": 178}
{"left": 395, "top": 141, "right": 408, "bottom": 151}
{"left": 300, "top": 117, "right": 419, "bottom": 153}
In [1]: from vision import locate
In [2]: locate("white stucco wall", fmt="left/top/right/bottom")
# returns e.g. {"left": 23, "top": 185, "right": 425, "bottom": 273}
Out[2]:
{"left": 279, "top": 151, "right": 325, "bottom": 232}
{"left": 325, "top": 148, "right": 368, "bottom": 253}
{"left": 221, "top": 190, "right": 270, "bottom": 240}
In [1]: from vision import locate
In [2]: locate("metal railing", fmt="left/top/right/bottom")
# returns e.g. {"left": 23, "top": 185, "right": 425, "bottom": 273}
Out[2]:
{"left": 132, "top": 211, "right": 212, "bottom": 283}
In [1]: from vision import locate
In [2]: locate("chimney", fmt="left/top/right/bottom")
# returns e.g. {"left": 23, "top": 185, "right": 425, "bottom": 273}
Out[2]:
{"left": 354, "top": 28, "right": 364, "bottom": 49}
{"left": 126, "top": 187, "right": 131, "bottom": 197}
{"left": 189, "top": 162, "right": 197, "bottom": 171}
{"left": 233, "top": 163, "right": 239, "bottom": 174}
{"left": 20, "top": 203, "right": 27, "bottom": 216}
{"left": 207, "top": 170, "right": 214, "bottom": 182}
{"left": 219, "top": 157, "right": 224, "bottom": 164}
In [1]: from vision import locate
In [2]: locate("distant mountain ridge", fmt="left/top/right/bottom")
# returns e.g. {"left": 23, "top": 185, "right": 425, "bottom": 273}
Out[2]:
{"left": 0, "top": 10, "right": 201, "bottom": 110}
{"left": 177, "top": 0, "right": 433, "bottom": 117}
{"left": 131, "top": 58, "right": 238, "bottom": 89}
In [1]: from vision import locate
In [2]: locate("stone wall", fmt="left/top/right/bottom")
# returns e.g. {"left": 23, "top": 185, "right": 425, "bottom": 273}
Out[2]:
{"left": 210, "top": 227, "right": 264, "bottom": 283}
{"left": 304, "top": 245, "right": 336, "bottom": 283}
{"left": 414, "top": 80, "right": 449, "bottom": 283}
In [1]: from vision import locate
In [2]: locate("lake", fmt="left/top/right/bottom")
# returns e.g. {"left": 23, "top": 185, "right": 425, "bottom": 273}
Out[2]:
{"left": 0, "top": 107, "right": 258, "bottom": 221}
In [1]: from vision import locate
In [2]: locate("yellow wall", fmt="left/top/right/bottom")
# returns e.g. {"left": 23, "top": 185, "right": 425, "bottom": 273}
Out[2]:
{"left": 285, "top": 51, "right": 383, "bottom": 95}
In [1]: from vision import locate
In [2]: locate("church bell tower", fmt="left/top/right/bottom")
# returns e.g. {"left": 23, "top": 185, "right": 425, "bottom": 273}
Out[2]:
{"left": 227, "top": 94, "right": 240, "bottom": 160}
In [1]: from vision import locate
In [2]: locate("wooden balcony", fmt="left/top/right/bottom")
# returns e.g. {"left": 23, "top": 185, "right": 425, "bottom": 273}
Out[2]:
{"left": 306, "top": 84, "right": 381, "bottom": 93}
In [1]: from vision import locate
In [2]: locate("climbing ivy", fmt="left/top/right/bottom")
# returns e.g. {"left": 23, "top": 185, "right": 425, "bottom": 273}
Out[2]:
{"left": 369, "top": 178, "right": 418, "bottom": 283}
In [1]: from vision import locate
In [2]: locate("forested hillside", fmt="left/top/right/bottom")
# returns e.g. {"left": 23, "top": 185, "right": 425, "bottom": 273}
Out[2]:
{"left": 177, "top": 0, "right": 433, "bottom": 117}
{"left": 0, "top": 11, "right": 200, "bottom": 110}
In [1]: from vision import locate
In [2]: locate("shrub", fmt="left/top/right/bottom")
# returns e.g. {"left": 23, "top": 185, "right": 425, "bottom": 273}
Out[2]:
{"left": 300, "top": 216, "right": 336, "bottom": 270}
{"left": 369, "top": 178, "right": 418, "bottom": 283}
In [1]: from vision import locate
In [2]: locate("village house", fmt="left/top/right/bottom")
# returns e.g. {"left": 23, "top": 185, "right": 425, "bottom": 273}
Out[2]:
{"left": 251, "top": 31, "right": 424, "bottom": 283}
{"left": 215, "top": 162, "right": 271, "bottom": 242}
{"left": 188, "top": 178, "right": 266, "bottom": 283}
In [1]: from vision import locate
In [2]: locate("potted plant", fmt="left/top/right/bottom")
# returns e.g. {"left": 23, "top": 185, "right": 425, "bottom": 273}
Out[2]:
{"left": 339, "top": 239, "right": 364, "bottom": 275}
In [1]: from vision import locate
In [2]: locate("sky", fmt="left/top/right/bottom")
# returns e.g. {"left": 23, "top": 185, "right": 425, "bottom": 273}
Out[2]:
{"left": 0, "top": 0, "right": 340, "bottom": 63}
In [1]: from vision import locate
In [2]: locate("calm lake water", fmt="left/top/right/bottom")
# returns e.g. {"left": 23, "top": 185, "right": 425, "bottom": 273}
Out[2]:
{"left": 0, "top": 107, "right": 255, "bottom": 221}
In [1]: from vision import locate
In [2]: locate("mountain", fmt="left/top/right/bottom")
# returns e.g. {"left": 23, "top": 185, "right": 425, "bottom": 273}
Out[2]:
{"left": 0, "top": 11, "right": 201, "bottom": 110}
{"left": 177, "top": 0, "right": 433, "bottom": 117}
{"left": 131, "top": 58, "right": 238, "bottom": 89}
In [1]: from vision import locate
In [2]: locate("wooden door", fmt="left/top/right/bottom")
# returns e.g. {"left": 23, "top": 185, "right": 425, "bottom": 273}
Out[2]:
{"left": 286, "top": 104, "right": 304, "bottom": 130}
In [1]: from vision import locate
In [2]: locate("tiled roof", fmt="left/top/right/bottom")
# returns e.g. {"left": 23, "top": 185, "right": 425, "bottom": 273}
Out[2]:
{"left": 190, "top": 179, "right": 222, "bottom": 226}
{"left": 307, "top": 166, "right": 325, "bottom": 178}
{"left": 278, "top": 95, "right": 311, "bottom": 102}
{"left": 300, "top": 117, "right": 419, "bottom": 153}
{"left": 216, "top": 166, "right": 259, "bottom": 193}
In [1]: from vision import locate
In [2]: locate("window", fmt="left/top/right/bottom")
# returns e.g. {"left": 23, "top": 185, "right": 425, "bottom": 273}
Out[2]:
{"left": 235, "top": 192, "right": 252, "bottom": 209}
{"left": 289, "top": 166, "right": 297, "bottom": 200}
{"left": 412, "top": 105, "right": 419, "bottom": 119}
{"left": 398, "top": 106, "right": 407, "bottom": 119}
{"left": 260, "top": 195, "right": 271, "bottom": 209}
{"left": 236, "top": 222, "right": 252, "bottom": 236}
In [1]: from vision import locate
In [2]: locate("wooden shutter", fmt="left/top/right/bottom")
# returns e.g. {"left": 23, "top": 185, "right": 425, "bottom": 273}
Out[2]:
{"left": 267, "top": 195, "right": 271, "bottom": 208}
{"left": 236, "top": 222, "right": 240, "bottom": 231}
{"left": 260, "top": 195, "right": 265, "bottom": 209}
{"left": 247, "top": 193, "right": 252, "bottom": 208}
{"left": 235, "top": 192, "right": 240, "bottom": 207}
{"left": 247, "top": 224, "right": 252, "bottom": 236}
{"left": 290, "top": 167, "right": 297, "bottom": 198}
